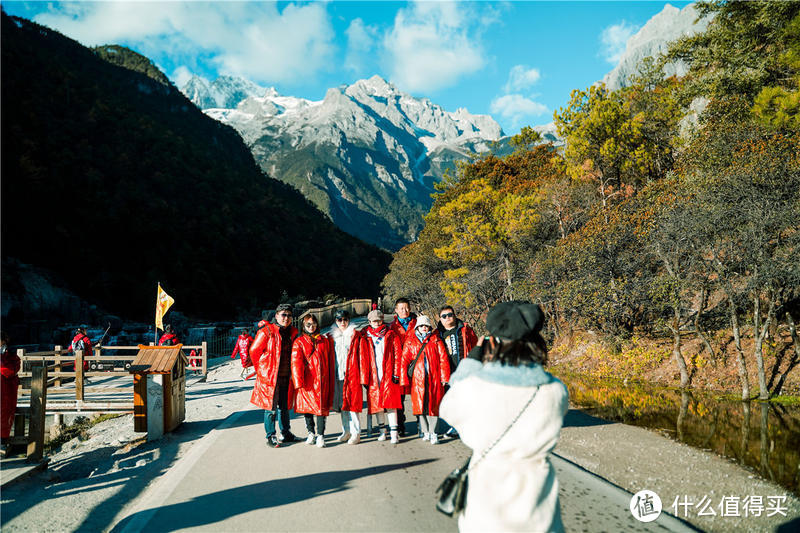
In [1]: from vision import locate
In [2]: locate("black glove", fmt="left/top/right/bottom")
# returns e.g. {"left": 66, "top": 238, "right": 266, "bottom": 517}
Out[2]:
{"left": 391, "top": 375, "right": 400, "bottom": 384}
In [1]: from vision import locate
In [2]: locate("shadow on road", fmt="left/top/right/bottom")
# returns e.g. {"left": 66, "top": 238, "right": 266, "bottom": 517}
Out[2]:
{"left": 563, "top": 409, "right": 614, "bottom": 428}
{"left": 110, "top": 459, "right": 437, "bottom": 532}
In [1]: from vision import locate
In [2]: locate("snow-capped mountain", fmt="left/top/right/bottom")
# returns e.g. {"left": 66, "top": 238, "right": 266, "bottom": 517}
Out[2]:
{"left": 181, "top": 75, "right": 266, "bottom": 110}
{"left": 603, "top": 3, "right": 710, "bottom": 90}
{"left": 182, "top": 75, "right": 504, "bottom": 250}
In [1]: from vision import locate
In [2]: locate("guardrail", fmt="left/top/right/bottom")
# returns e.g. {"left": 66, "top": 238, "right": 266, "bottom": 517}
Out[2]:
{"left": 293, "top": 299, "right": 372, "bottom": 331}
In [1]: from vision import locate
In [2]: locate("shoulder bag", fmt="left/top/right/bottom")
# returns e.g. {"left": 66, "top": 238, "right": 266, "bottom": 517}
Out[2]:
{"left": 407, "top": 335, "right": 432, "bottom": 379}
{"left": 435, "top": 387, "right": 539, "bottom": 517}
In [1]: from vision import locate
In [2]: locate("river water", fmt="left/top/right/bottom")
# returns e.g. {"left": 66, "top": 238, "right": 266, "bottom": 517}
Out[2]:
{"left": 555, "top": 373, "right": 800, "bottom": 495}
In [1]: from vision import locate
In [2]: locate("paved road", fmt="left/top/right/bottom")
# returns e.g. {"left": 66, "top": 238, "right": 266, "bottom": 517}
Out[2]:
{"left": 110, "top": 402, "right": 696, "bottom": 533}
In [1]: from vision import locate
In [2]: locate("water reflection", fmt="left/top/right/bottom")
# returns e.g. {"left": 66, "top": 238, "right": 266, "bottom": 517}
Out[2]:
{"left": 556, "top": 373, "right": 800, "bottom": 495}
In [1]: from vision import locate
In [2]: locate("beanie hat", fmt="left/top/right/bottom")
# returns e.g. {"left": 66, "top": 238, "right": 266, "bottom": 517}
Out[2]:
{"left": 367, "top": 310, "right": 384, "bottom": 322}
{"left": 486, "top": 301, "right": 544, "bottom": 342}
{"left": 415, "top": 315, "right": 432, "bottom": 329}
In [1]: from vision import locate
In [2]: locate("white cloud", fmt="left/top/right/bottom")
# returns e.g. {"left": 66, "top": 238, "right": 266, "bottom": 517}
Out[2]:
{"left": 490, "top": 94, "right": 548, "bottom": 128}
{"left": 503, "top": 65, "right": 541, "bottom": 94}
{"left": 600, "top": 20, "right": 640, "bottom": 64}
{"left": 383, "top": 1, "right": 490, "bottom": 93}
{"left": 171, "top": 66, "right": 194, "bottom": 88}
{"left": 345, "top": 18, "right": 378, "bottom": 73}
{"left": 32, "top": 2, "right": 336, "bottom": 85}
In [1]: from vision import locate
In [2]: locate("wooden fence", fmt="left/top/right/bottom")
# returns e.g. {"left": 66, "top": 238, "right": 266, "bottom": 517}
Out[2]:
{"left": 10, "top": 343, "right": 207, "bottom": 460}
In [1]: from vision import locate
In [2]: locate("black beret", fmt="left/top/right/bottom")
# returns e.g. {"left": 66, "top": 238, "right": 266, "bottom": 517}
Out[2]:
{"left": 486, "top": 301, "right": 544, "bottom": 341}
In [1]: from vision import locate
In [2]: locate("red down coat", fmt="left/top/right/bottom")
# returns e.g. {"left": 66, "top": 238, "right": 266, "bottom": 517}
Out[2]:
{"left": 292, "top": 334, "right": 335, "bottom": 417}
{"left": 400, "top": 332, "right": 451, "bottom": 416}
{"left": 231, "top": 333, "right": 254, "bottom": 367}
{"left": 328, "top": 325, "right": 363, "bottom": 412}
{"left": 389, "top": 315, "right": 416, "bottom": 395}
{"left": 359, "top": 326, "right": 403, "bottom": 414}
{"left": 1, "top": 346, "right": 21, "bottom": 439}
{"left": 249, "top": 322, "right": 298, "bottom": 410}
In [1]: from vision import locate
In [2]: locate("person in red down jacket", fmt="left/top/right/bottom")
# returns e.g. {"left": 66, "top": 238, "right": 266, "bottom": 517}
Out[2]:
{"left": 359, "top": 309, "right": 403, "bottom": 444}
{"left": 328, "top": 309, "right": 363, "bottom": 445}
{"left": 250, "top": 304, "right": 298, "bottom": 448}
{"left": 400, "top": 315, "right": 451, "bottom": 445}
{"left": 231, "top": 328, "right": 254, "bottom": 379}
{"left": 388, "top": 298, "right": 416, "bottom": 437}
{"left": 292, "top": 314, "right": 335, "bottom": 448}
{"left": 1, "top": 331, "right": 20, "bottom": 457}
{"left": 158, "top": 324, "right": 179, "bottom": 346}
{"left": 67, "top": 327, "right": 92, "bottom": 371}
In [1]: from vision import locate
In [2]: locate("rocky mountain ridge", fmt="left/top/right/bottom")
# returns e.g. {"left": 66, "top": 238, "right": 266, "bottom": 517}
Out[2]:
{"left": 182, "top": 74, "right": 505, "bottom": 250}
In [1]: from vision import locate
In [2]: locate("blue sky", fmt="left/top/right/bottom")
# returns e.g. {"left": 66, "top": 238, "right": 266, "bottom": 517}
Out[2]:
{"left": 2, "top": 1, "right": 692, "bottom": 134}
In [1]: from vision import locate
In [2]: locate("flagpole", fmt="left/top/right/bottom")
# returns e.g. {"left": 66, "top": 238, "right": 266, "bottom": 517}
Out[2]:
{"left": 155, "top": 281, "right": 159, "bottom": 345}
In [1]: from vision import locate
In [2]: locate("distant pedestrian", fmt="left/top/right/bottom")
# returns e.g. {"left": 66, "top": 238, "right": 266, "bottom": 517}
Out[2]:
{"left": 328, "top": 310, "right": 363, "bottom": 445}
{"left": 67, "top": 327, "right": 92, "bottom": 371}
{"left": 250, "top": 304, "right": 299, "bottom": 448}
{"left": 400, "top": 316, "right": 450, "bottom": 444}
{"left": 293, "top": 315, "right": 335, "bottom": 448}
{"left": 0, "top": 332, "right": 20, "bottom": 457}
{"left": 439, "top": 301, "right": 569, "bottom": 532}
{"left": 231, "top": 328, "right": 255, "bottom": 379}
{"left": 389, "top": 298, "right": 416, "bottom": 436}
{"left": 158, "top": 324, "right": 179, "bottom": 346}
{"left": 359, "top": 309, "right": 403, "bottom": 444}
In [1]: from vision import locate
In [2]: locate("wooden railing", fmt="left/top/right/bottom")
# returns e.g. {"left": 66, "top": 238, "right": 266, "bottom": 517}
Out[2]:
{"left": 10, "top": 343, "right": 207, "bottom": 459}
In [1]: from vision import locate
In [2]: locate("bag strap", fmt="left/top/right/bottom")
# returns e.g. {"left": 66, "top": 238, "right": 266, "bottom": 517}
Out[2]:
{"left": 410, "top": 335, "right": 433, "bottom": 372}
{"left": 467, "top": 387, "right": 539, "bottom": 473}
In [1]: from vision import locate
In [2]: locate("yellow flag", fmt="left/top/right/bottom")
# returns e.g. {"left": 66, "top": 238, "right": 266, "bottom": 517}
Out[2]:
{"left": 155, "top": 283, "right": 175, "bottom": 331}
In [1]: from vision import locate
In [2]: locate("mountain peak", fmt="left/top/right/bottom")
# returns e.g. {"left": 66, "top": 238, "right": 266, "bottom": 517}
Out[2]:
{"left": 602, "top": 3, "right": 710, "bottom": 90}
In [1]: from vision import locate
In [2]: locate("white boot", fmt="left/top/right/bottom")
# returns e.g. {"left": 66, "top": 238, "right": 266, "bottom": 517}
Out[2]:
{"left": 316, "top": 435, "right": 326, "bottom": 448}
{"left": 377, "top": 427, "right": 387, "bottom": 441}
{"left": 306, "top": 433, "right": 316, "bottom": 445}
{"left": 430, "top": 433, "right": 439, "bottom": 445}
{"left": 336, "top": 432, "right": 350, "bottom": 443}
{"left": 421, "top": 432, "right": 430, "bottom": 441}
{"left": 390, "top": 429, "right": 399, "bottom": 445}
{"left": 347, "top": 434, "right": 361, "bottom": 445}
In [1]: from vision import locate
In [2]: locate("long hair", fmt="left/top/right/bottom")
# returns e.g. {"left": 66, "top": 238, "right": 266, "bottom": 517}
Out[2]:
{"left": 485, "top": 334, "right": 548, "bottom": 366}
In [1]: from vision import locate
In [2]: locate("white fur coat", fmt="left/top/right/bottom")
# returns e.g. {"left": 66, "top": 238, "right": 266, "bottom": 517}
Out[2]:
{"left": 439, "top": 359, "right": 569, "bottom": 533}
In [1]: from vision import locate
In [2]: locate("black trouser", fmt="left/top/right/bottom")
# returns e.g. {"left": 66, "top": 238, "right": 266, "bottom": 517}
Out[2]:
{"left": 398, "top": 397, "right": 406, "bottom": 435}
{"left": 304, "top": 414, "right": 326, "bottom": 436}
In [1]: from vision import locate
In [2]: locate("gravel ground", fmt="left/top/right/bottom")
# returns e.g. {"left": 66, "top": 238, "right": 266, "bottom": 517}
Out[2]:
{"left": 555, "top": 410, "right": 800, "bottom": 532}
{"left": 1, "top": 356, "right": 798, "bottom": 533}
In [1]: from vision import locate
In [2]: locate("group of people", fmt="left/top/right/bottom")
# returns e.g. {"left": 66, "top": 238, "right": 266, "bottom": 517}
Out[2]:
{"left": 247, "top": 297, "right": 569, "bottom": 531}
{"left": 248, "top": 298, "right": 478, "bottom": 448}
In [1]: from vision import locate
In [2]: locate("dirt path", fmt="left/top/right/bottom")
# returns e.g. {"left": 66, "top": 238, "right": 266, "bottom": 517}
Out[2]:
{"left": 555, "top": 410, "right": 800, "bottom": 532}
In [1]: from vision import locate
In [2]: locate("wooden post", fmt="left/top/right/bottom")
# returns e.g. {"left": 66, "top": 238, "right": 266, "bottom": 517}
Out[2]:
{"left": 27, "top": 364, "right": 48, "bottom": 461}
{"left": 133, "top": 373, "right": 147, "bottom": 432}
{"left": 54, "top": 345, "right": 62, "bottom": 387}
{"left": 201, "top": 341, "right": 208, "bottom": 376}
{"left": 75, "top": 349, "right": 84, "bottom": 401}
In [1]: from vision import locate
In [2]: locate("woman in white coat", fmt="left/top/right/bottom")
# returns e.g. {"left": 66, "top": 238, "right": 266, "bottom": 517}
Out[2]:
{"left": 439, "top": 301, "right": 569, "bottom": 533}
{"left": 329, "top": 309, "right": 363, "bottom": 444}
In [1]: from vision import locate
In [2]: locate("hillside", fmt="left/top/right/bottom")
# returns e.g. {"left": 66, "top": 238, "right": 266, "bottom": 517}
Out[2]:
{"left": 184, "top": 75, "right": 505, "bottom": 250}
{"left": 0, "top": 13, "right": 390, "bottom": 324}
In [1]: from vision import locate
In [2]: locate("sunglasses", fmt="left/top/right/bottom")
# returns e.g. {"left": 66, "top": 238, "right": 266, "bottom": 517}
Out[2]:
{"left": 277, "top": 313, "right": 292, "bottom": 318}
{"left": 336, "top": 317, "right": 349, "bottom": 322}
{"left": 440, "top": 312, "right": 455, "bottom": 319}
